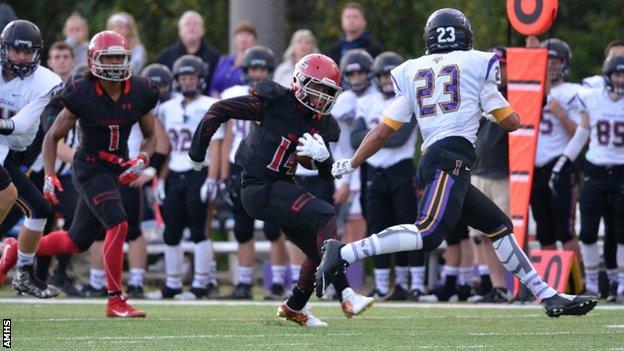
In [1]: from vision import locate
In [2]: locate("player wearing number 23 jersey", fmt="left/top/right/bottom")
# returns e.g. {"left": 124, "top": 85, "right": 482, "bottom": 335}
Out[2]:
{"left": 319, "top": 8, "right": 598, "bottom": 318}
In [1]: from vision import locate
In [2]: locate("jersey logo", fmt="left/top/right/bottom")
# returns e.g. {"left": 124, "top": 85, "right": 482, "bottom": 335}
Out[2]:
{"left": 122, "top": 103, "right": 132, "bottom": 110}
{"left": 432, "top": 56, "right": 444, "bottom": 64}
{"left": 453, "top": 160, "right": 463, "bottom": 176}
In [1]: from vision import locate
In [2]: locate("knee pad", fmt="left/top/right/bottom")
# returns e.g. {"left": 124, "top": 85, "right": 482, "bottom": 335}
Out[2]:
{"left": 233, "top": 214, "right": 254, "bottom": 244}
{"left": 163, "top": 228, "right": 183, "bottom": 246}
{"left": 263, "top": 222, "right": 281, "bottom": 241}
{"left": 23, "top": 217, "right": 47, "bottom": 232}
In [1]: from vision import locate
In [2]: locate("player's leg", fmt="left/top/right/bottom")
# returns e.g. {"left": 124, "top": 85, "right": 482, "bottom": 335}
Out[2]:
{"left": 3, "top": 160, "right": 57, "bottom": 298}
{"left": 120, "top": 185, "right": 146, "bottom": 298}
{"left": 420, "top": 222, "right": 464, "bottom": 302}
{"left": 461, "top": 184, "right": 597, "bottom": 316}
{"left": 550, "top": 164, "right": 581, "bottom": 255}
{"left": 603, "top": 202, "right": 619, "bottom": 301}
{"left": 579, "top": 174, "right": 606, "bottom": 296}
{"left": 264, "top": 221, "right": 288, "bottom": 300}
{"left": 530, "top": 164, "right": 556, "bottom": 249}
{"left": 611, "top": 173, "right": 624, "bottom": 302}
{"left": 0, "top": 165, "right": 16, "bottom": 225}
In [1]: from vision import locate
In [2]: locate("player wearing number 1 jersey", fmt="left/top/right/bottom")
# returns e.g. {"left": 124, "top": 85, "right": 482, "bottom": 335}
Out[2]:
{"left": 189, "top": 53, "right": 374, "bottom": 327}
{"left": 318, "top": 8, "right": 598, "bottom": 318}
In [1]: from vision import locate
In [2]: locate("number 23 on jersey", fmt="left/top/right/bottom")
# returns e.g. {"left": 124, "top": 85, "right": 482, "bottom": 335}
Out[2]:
{"left": 414, "top": 64, "right": 461, "bottom": 117}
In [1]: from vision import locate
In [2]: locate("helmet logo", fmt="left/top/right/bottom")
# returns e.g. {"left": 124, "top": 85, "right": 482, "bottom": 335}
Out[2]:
{"left": 345, "top": 63, "right": 362, "bottom": 72}
{"left": 436, "top": 27, "right": 456, "bottom": 43}
{"left": 249, "top": 59, "right": 266, "bottom": 66}
{"left": 14, "top": 40, "right": 33, "bottom": 48}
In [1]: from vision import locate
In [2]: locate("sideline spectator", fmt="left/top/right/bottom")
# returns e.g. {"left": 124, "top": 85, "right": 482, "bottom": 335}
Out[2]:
{"left": 327, "top": 2, "right": 382, "bottom": 65}
{"left": 106, "top": 12, "right": 147, "bottom": 74}
{"left": 63, "top": 12, "right": 89, "bottom": 67}
{"left": 273, "top": 29, "right": 319, "bottom": 88}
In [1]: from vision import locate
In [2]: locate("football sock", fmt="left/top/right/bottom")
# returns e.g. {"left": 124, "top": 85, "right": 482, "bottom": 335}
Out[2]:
{"left": 374, "top": 268, "right": 390, "bottom": 295}
{"left": 584, "top": 268, "right": 599, "bottom": 293}
{"left": 443, "top": 266, "right": 459, "bottom": 288}
{"left": 237, "top": 266, "right": 253, "bottom": 285}
{"left": 410, "top": 266, "right": 426, "bottom": 292}
{"left": 478, "top": 264, "right": 490, "bottom": 276}
{"left": 16, "top": 251, "right": 35, "bottom": 268}
{"left": 459, "top": 266, "right": 473, "bottom": 286}
{"left": 287, "top": 284, "right": 311, "bottom": 311}
{"left": 128, "top": 268, "right": 145, "bottom": 287}
{"left": 492, "top": 234, "right": 556, "bottom": 299}
{"left": 53, "top": 254, "right": 72, "bottom": 276}
{"left": 608, "top": 269, "right": 618, "bottom": 286}
{"left": 36, "top": 231, "right": 81, "bottom": 256}
{"left": 271, "top": 265, "right": 286, "bottom": 285}
{"left": 395, "top": 266, "right": 409, "bottom": 290}
{"left": 289, "top": 264, "right": 301, "bottom": 283}
{"left": 341, "top": 224, "right": 422, "bottom": 264}
{"left": 103, "top": 221, "right": 128, "bottom": 294}
{"left": 165, "top": 244, "right": 183, "bottom": 289}
{"left": 193, "top": 240, "right": 213, "bottom": 288}
{"left": 90, "top": 268, "right": 106, "bottom": 290}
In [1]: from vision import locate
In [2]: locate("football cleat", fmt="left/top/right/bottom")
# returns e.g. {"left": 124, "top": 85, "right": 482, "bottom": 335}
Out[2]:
{"left": 277, "top": 303, "right": 327, "bottom": 327}
{"left": 606, "top": 281, "right": 618, "bottom": 303}
{"left": 366, "top": 288, "right": 389, "bottom": 301}
{"left": 0, "top": 237, "right": 18, "bottom": 284}
{"left": 13, "top": 265, "right": 59, "bottom": 298}
{"left": 80, "top": 284, "right": 108, "bottom": 298}
{"left": 475, "top": 287, "right": 509, "bottom": 303}
{"left": 106, "top": 294, "right": 147, "bottom": 318}
{"left": 456, "top": 284, "right": 474, "bottom": 301}
{"left": 48, "top": 273, "right": 82, "bottom": 297}
{"left": 418, "top": 284, "right": 458, "bottom": 302}
{"left": 341, "top": 288, "right": 374, "bottom": 318}
{"left": 264, "top": 283, "right": 287, "bottom": 300}
{"left": 386, "top": 284, "right": 409, "bottom": 301}
{"left": 407, "top": 288, "right": 425, "bottom": 301}
{"left": 126, "top": 285, "right": 145, "bottom": 299}
{"left": 315, "top": 239, "right": 348, "bottom": 298}
{"left": 541, "top": 293, "right": 598, "bottom": 317}
{"left": 226, "top": 283, "right": 253, "bottom": 300}
{"left": 145, "top": 285, "right": 183, "bottom": 299}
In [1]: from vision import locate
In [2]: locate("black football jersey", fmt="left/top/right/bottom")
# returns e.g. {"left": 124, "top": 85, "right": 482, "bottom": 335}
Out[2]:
{"left": 60, "top": 75, "right": 159, "bottom": 159}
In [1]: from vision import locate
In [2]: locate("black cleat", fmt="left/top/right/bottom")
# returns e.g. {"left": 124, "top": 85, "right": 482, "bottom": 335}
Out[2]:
{"left": 48, "top": 273, "right": 82, "bottom": 297}
{"left": 456, "top": 284, "right": 474, "bottom": 301}
{"left": 80, "top": 284, "right": 108, "bottom": 298}
{"left": 418, "top": 284, "right": 458, "bottom": 302}
{"left": 205, "top": 283, "right": 219, "bottom": 299}
{"left": 226, "top": 283, "right": 252, "bottom": 300}
{"left": 606, "top": 281, "right": 618, "bottom": 303}
{"left": 366, "top": 288, "right": 389, "bottom": 301}
{"left": 542, "top": 293, "right": 598, "bottom": 317}
{"left": 126, "top": 284, "right": 145, "bottom": 299}
{"left": 13, "top": 265, "right": 59, "bottom": 298}
{"left": 386, "top": 284, "right": 409, "bottom": 301}
{"left": 315, "top": 239, "right": 348, "bottom": 298}
{"left": 477, "top": 287, "right": 509, "bottom": 303}
{"left": 264, "top": 283, "right": 286, "bottom": 300}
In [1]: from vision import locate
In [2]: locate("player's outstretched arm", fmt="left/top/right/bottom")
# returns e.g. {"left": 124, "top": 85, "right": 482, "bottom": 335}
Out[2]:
{"left": 138, "top": 112, "right": 157, "bottom": 158}
{"left": 351, "top": 121, "right": 397, "bottom": 169}
{"left": 188, "top": 95, "right": 264, "bottom": 166}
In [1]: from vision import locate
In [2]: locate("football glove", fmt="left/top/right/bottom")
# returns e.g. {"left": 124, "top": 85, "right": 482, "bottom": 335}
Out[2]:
{"left": 332, "top": 158, "right": 355, "bottom": 178}
{"left": 548, "top": 155, "right": 571, "bottom": 194}
{"left": 43, "top": 173, "right": 64, "bottom": 205}
{"left": 119, "top": 153, "right": 150, "bottom": 185}
{"left": 296, "top": 133, "right": 330, "bottom": 162}
{"left": 200, "top": 178, "right": 218, "bottom": 203}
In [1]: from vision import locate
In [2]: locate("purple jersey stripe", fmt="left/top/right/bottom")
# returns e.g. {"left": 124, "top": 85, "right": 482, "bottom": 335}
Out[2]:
{"left": 420, "top": 175, "right": 455, "bottom": 237}
{"left": 484, "top": 54, "right": 499, "bottom": 82}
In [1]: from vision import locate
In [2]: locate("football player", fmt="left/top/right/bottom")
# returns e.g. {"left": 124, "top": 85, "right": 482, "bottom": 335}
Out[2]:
{"left": 582, "top": 40, "right": 624, "bottom": 89}
{"left": 530, "top": 39, "right": 582, "bottom": 257}
{"left": 0, "top": 20, "right": 62, "bottom": 298}
{"left": 2, "top": 31, "right": 159, "bottom": 317}
{"left": 551, "top": 55, "right": 624, "bottom": 302}
{"left": 147, "top": 55, "right": 221, "bottom": 300}
{"left": 350, "top": 51, "right": 424, "bottom": 300}
{"left": 219, "top": 46, "right": 289, "bottom": 300}
{"left": 189, "top": 53, "right": 374, "bottom": 327}
{"left": 319, "top": 8, "right": 598, "bottom": 317}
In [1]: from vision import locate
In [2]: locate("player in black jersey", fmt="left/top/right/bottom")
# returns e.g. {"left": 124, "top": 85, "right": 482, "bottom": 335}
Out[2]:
{"left": 189, "top": 54, "right": 374, "bottom": 327}
{"left": 0, "top": 31, "right": 159, "bottom": 318}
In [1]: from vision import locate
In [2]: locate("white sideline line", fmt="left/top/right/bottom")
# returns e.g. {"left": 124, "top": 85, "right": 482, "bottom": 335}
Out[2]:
{"left": 1, "top": 297, "right": 623, "bottom": 310}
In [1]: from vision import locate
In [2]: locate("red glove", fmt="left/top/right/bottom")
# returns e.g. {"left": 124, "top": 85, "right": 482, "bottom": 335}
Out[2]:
{"left": 119, "top": 153, "right": 150, "bottom": 185}
{"left": 43, "top": 173, "right": 64, "bottom": 205}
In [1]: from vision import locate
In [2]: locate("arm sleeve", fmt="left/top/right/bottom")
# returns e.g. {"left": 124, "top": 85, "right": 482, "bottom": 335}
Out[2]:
{"left": 10, "top": 89, "right": 57, "bottom": 135}
{"left": 385, "top": 115, "right": 416, "bottom": 148}
{"left": 188, "top": 95, "right": 264, "bottom": 162}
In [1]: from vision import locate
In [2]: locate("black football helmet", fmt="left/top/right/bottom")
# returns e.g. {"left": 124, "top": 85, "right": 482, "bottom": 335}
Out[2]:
{"left": 340, "top": 49, "right": 373, "bottom": 93}
{"left": 0, "top": 19, "right": 42, "bottom": 79}
{"left": 603, "top": 55, "right": 624, "bottom": 96}
{"left": 423, "top": 8, "right": 473, "bottom": 54}
{"left": 142, "top": 63, "right": 173, "bottom": 101}
{"left": 172, "top": 54, "right": 206, "bottom": 97}
{"left": 242, "top": 45, "right": 275, "bottom": 84}
{"left": 371, "top": 51, "right": 404, "bottom": 96}
{"left": 541, "top": 38, "right": 572, "bottom": 82}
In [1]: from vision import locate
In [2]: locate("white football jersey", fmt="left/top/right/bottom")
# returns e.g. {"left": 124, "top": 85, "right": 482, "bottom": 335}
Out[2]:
{"left": 386, "top": 50, "right": 508, "bottom": 151}
{"left": 575, "top": 88, "right": 624, "bottom": 166}
{"left": 582, "top": 75, "right": 605, "bottom": 89}
{"left": 127, "top": 123, "right": 143, "bottom": 159}
{"left": 535, "top": 82, "right": 583, "bottom": 167}
{"left": 160, "top": 94, "right": 223, "bottom": 172}
{"left": 0, "top": 65, "right": 61, "bottom": 163}
{"left": 221, "top": 84, "right": 252, "bottom": 164}
{"left": 357, "top": 91, "right": 417, "bottom": 168}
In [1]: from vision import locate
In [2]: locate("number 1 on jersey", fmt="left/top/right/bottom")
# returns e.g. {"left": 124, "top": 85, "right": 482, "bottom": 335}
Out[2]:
{"left": 415, "top": 64, "right": 461, "bottom": 117}
{"left": 108, "top": 125, "right": 120, "bottom": 151}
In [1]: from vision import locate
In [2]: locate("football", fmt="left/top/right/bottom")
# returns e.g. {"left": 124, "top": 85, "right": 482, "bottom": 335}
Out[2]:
{"left": 297, "top": 155, "right": 315, "bottom": 170}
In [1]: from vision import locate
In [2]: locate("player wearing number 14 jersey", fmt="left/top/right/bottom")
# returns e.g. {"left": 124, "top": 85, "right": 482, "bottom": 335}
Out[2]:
{"left": 319, "top": 8, "right": 598, "bottom": 317}
{"left": 189, "top": 53, "right": 374, "bottom": 327}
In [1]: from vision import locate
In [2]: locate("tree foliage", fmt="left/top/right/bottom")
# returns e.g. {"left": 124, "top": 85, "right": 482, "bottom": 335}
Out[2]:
{"left": 10, "top": 0, "right": 624, "bottom": 81}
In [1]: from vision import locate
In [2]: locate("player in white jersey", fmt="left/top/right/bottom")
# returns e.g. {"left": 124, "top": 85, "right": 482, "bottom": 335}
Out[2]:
{"left": 582, "top": 41, "right": 624, "bottom": 89}
{"left": 551, "top": 55, "right": 624, "bottom": 302}
{"left": 218, "top": 46, "right": 290, "bottom": 300}
{"left": 147, "top": 55, "right": 222, "bottom": 300}
{"left": 0, "top": 20, "right": 62, "bottom": 298}
{"left": 318, "top": 8, "right": 598, "bottom": 317}
{"left": 531, "top": 39, "right": 582, "bottom": 254}
{"left": 350, "top": 51, "right": 425, "bottom": 300}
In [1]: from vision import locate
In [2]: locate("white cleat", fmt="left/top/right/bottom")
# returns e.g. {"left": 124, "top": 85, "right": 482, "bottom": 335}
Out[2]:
{"left": 341, "top": 288, "right": 374, "bottom": 318}
{"left": 277, "top": 303, "right": 328, "bottom": 327}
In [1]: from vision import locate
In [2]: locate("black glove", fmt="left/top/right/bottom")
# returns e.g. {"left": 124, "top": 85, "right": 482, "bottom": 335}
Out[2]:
{"left": 548, "top": 155, "right": 571, "bottom": 194}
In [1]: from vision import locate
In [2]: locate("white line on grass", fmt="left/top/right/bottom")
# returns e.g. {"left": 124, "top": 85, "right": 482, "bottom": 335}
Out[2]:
{"left": 1, "top": 297, "right": 623, "bottom": 310}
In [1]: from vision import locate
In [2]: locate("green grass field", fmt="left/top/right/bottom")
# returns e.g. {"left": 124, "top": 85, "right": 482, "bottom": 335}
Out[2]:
{"left": 1, "top": 298, "right": 623, "bottom": 351}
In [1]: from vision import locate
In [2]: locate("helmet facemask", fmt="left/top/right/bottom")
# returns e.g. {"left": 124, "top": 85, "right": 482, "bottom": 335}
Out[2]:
{"left": 293, "top": 70, "right": 341, "bottom": 115}
{"left": 345, "top": 70, "right": 370, "bottom": 94}
{"left": 606, "top": 71, "right": 624, "bottom": 96}
{"left": 90, "top": 48, "right": 132, "bottom": 81}
{"left": 375, "top": 73, "right": 395, "bottom": 97}
{"left": 1, "top": 43, "right": 41, "bottom": 79}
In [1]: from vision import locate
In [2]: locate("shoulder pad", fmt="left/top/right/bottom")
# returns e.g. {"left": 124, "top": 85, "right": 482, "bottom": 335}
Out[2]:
{"left": 322, "top": 116, "right": 341, "bottom": 142}
{"left": 251, "top": 80, "right": 288, "bottom": 100}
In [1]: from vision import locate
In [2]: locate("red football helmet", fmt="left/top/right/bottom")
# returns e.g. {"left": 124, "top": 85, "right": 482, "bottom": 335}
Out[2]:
{"left": 88, "top": 31, "right": 132, "bottom": 81}
{"left": 292, "top": 54, "right": 342, "bottom": 115}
